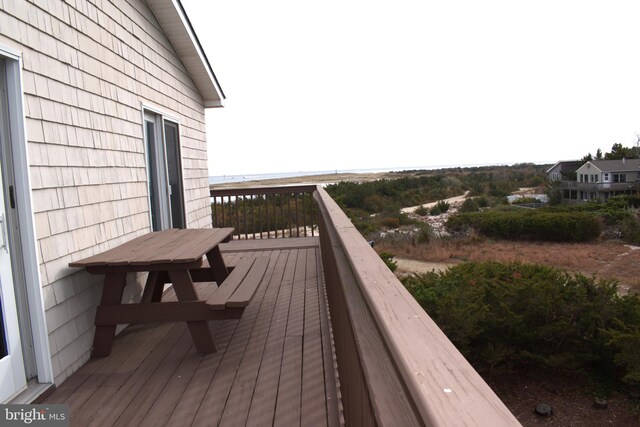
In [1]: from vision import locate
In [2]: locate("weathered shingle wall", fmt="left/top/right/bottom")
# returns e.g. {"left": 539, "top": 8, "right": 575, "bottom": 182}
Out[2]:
{"left": 0, "top": 0, "right": 213, "bottom": 384}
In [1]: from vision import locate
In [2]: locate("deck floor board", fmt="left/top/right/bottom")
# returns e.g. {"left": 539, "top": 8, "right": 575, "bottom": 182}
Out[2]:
{"left": 272, "top": 248, "right": 308, "bottom": 426}
{"left": 43, "top": 238, "right": 340, "bottom": 426}
{"left": 244, "top": 250, "right": 297, "bottom": 427}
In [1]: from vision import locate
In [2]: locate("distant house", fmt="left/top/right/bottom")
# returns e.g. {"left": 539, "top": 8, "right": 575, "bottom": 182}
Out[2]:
{"left": 0, "top": 0, "right": 224, "bottom": 402}
{"left": 547, "top": 159, "right": 640, "bottom": 202}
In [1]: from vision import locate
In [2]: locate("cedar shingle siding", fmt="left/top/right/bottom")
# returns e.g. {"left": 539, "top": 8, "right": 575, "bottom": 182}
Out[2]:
{"left": 0, "top": 0, "right": 213, "bottom": 384}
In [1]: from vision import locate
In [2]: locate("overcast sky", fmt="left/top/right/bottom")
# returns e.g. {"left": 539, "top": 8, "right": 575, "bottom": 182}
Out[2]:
{"left": 181, "top": 0, "right": 640, "bottom": 176}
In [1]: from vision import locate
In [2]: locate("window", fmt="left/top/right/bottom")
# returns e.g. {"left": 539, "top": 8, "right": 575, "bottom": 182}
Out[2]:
{"left": 613, "top": 173, "right": 626, "bottom": 183}
{"left": 604, "top": 173, "right": 609, "bottom": 181}
{"left": 143, "top": 110, "right": 185, "bottom": 231}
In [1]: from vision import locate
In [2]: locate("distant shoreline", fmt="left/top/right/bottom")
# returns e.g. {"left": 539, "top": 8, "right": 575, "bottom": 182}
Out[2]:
{"left": 209, "top": 162, "right": 553, "bottom": 189}
{"left": 209, "top": 170, "right": 395, "bottom": 188}
{"left": 208, "top": 167, "right": 400, "bottom": 185}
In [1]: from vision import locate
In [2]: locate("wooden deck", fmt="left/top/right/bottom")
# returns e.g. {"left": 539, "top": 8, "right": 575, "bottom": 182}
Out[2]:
{"left": 42, "top": 238, "right": 341, "bottom": 427}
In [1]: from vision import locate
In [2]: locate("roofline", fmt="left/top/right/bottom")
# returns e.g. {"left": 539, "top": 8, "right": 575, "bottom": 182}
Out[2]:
{"left": 545, "top": 162, "right": 561, "bottom": 174}
{"left": 578, "top": 158, "right": 640, "bottom": 172}
{"left": 175, "top": 0, "right": 226, "bottom": 100}
{"left": 147, "top": 0, "right": 226, "bottom": 108}
{"left": 545, "top": 160, "right": 582, "bottom": 174}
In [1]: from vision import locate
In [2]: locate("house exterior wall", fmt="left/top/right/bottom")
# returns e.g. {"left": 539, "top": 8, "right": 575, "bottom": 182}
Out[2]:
{"left": 558, "top": 161, "right": 640, "bottom": 202}
{"left": 547, "top": 163, "right": 562, "bottom": 182}
{"left": 0, "top": 0, "right": 213, "bottom": 384}
{"left": 575, "top": 163, "right": 603, "bottom": 183}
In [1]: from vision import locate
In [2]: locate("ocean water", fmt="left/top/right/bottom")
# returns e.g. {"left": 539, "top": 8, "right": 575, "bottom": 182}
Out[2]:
{"left": 208, "top": 167, "right": 401, "bottom": 185}
{"left": 207, "top": 163, "right": 522, "bottom": 185}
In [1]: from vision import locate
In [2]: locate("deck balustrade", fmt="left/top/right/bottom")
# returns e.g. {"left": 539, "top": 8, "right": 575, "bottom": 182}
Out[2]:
{"left": 210, "top": 185, "right": 318, "bottom": 239}
{"left": 210, "top": 184, "right": 520, "bottom": 426}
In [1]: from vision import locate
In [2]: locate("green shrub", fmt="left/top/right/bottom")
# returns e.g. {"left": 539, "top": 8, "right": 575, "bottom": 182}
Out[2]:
{"left": 345, "top": 208, "right": 379, "bottom": 236}
{"left": 511, "top": 196, "right": 543, "bottom": 204}
{"left": 605, "top": 296, "right": 640, "bottom": 385}
{"left": 446, "top": 211, "right": 601, "bottom": 242}
{"left": 459, "top": 198, "right": 479, "bottom": 213}
{"left": 398, "top": 212, "right": 414, "bottom": 226}
{"left": 379, "top": 252, "right": 398, "bottom": 272}
{"left": 430, "top": 200, "right": 450, "bottom": 216}
{"left": 414, "top": 223, "right": 433, "bottom": 244}
{"left": 476, "top": 196, "right": 490, "bottom": 208}
{"left": 437, "top": 200, "right": 450, "bottom": 213}
{"left": 402, "top": 261, "right": 640, "bottom": 388}
{"left": 620, "top": 214, "right": 640, "bottom": 245}
{"left": 414, "top": 205, "right": 429, "bottom": 216}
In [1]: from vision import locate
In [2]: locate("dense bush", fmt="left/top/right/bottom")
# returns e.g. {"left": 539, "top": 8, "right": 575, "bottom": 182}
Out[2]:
{"left": 402, "top": 262, "right": 640, "bottom": 389}
{"left": 511, "top": 196, "right": 543, "bottom": 205}
{"left": 414, "top": 205, "right": 429, "bottom": 216}
{"left": 325, "top": 164, "right": 548, "bottom": 214}
{"left": 430, "top": 200, "right": 450, "bottom": 216}
{"left": 620, "top": 214, "right": 640, "bottom": 245}
{"left": 476, "top": 196, "right": 490, "bottom": 208}
{"left": 541, "top": 196, "right": 637, "bottom": 225}
{"left": 446, "top": 211, "right": 602, "bottom": 242}
{"left": 415, "top": 223, "right": 433, "bottom": 244}
{"left": 459, "top": 198, "right": 480, "bottom": 213}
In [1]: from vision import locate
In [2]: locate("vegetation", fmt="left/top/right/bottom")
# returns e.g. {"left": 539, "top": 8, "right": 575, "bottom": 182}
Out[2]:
{"left": 402, "top": 261, "right": 640, "bottom": 392}
{"left": 325, "top": 164, "right": 547, "bottom": 237}
{"left": 540, "top": 195, "right": 640, "bottom": 244}
{"left": 582, "top": 142, "right": 640, "bottom": 162}
{"left": 211, "top": 192, "right": 317, "bottom": 236}
{"left": 379, "top": 252, "right": 398, "bottom": 272}
{"left": 430, "top": 200, "right": 450, "bottom": 216}
{"left": 511, "top": 196, "right": 543, "bottom": 205}
{"left": 413, "top": 205, "right": 429, "bottom": 216}
{"left": 446, "top": 210, "right": 602, "bottom": 242}
{"left": 320, "top": 161, "right": 640, "bottom": 402}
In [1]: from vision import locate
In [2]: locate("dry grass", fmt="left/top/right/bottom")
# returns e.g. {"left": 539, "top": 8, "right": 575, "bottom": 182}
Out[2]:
{"left": 376, "top": 237, "right": 640, "bottom": 294}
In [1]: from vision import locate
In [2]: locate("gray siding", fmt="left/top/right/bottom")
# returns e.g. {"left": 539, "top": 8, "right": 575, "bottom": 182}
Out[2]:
{"left": 0, "top": 0, "right": 213, "bottom": 384}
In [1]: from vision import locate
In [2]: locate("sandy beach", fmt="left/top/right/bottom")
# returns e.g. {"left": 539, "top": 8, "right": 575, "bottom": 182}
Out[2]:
{"left": 210, "top": 171, "right": 398, "bottom": 188}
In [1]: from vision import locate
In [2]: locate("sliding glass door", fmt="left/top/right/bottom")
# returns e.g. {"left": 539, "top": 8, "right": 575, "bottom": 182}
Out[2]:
{"left": 143, "top": 111, "right": 185, "bottom": 230}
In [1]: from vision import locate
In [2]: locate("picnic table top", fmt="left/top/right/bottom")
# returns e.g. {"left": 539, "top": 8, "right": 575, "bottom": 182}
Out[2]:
{"left": 69, "top": 228, "right": 235, "bottom": 268}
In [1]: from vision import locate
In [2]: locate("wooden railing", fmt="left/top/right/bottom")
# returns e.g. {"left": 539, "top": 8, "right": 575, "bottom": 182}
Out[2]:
{"left": 314, "top": 187, "right": 520, "bottom": 426}
{"left": 211, "top": 184, "right": 520, "bottom": 425}
{"left": 210, "top": 185, "right": 318, "bottom": 239}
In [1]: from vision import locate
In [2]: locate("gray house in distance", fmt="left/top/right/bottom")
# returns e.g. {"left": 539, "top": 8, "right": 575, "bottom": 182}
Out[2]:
{"left": 548, "top": 159, "right": 640, "bottom": 202}
{"left": 0, "top": 0, "right": 223, "bottom": 402}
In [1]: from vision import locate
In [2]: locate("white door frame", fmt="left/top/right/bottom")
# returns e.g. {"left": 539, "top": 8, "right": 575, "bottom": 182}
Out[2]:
{"left": 141, "top": 104, "right": 186, "bottom": 230}
{"left": 0, "top": 45, "right": 53, "bottom": 388}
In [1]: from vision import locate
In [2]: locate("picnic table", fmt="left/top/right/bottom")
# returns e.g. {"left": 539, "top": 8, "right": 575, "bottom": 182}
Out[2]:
{"left": 69, "top": 228, "right": 269, "bottom": 357}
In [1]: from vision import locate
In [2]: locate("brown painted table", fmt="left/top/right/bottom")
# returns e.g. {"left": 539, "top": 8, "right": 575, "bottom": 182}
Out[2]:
{"left": 69, "top": 228, "right": 235, "bottom": 356}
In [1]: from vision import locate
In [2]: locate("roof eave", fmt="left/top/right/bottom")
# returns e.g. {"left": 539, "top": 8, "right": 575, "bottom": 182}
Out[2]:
{"left": 205, "top": 99, "right": 224, "bottom": 108}
{"left": 147, "top": 0, "right": 226, "bottom": 109}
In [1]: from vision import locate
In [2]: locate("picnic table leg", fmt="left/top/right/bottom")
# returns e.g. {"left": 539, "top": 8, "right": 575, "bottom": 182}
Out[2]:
{"left": 206, "top": 246, "right": 229, "bottom": 284}
{"left": 141, "top": 271, "right": 165, "bottom": 303}
{"left": 92, "top": 272, "right": 127, "bottom": 357}
{"left": 168, "top": 269, "right": 216, "bottom": 353}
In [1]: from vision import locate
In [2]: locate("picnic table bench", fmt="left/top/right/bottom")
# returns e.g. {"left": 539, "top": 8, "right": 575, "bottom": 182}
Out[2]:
{"left": 69, "top": 228, "right": 269, "bottom": 356}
